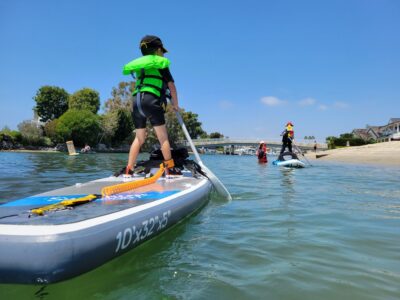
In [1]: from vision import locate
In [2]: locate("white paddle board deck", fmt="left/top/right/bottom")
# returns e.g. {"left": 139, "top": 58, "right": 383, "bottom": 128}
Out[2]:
{"left": 273, "top": 159, "right": 306, "bottom": 168}
{"left": 0, "top": 169, "right": 212, "bottom": 284}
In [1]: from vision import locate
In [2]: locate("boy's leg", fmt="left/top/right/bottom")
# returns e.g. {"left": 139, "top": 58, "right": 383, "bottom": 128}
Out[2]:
{"left": 153, "top": 124, "right": 172, "bottom": 161}
{"left": 154, "top": 125, "right": 181, "bottom": 175}
{"left": 280, "top": 142, "right": 286, "bottom": 155}
{"left": 127, "top": 128, "right": 147, "bottom": 170}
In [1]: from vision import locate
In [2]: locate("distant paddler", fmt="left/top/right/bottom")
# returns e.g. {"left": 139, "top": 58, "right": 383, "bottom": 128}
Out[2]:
{"left": 278, "top": 122, "right": 295, "bottom": 160}
{"left": 81, "top": 143, "right": 91, "bottom": 153}
{"left": 256, "top": 141, "right": 269, "bottom": 163}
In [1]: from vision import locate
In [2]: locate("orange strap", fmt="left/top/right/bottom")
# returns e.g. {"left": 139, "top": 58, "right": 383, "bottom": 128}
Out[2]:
{"left": 125, "top": 165, "right": 132, "bottom": 175}
{"left": 164, "top": 159, "right": 175, "bottom": 168}
{"left": 101, "top": 163, "right": 164, "bottom": 197}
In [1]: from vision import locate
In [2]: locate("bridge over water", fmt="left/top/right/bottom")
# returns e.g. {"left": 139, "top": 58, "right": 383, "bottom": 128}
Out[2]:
{"left": 179, "top": 138, "right": 328, "bottom": 151}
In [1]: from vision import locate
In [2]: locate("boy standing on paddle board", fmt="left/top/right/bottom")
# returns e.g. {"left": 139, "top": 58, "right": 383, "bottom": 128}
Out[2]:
{"left": 119, "top": 35, "right": 180, "bottom": 176}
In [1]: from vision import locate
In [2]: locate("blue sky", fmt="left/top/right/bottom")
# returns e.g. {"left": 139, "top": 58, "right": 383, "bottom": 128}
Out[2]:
{"left": 0, "top": 0, "right": 399, "bottom": 142}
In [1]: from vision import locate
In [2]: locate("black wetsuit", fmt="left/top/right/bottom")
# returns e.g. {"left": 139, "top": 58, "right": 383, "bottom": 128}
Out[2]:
{"left": 280, "top": 130, "right": 292, "bottom": 154}
{"left": 132, "top": 68, "right": 174, "bottom": 129}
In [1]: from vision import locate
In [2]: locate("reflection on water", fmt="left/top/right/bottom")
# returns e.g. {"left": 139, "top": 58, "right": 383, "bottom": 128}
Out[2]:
{"left": 0, "top": 153, "right": 400, "bottom": 299}
{"left": 280, "top": 168, "right": 295, "bottom": 193}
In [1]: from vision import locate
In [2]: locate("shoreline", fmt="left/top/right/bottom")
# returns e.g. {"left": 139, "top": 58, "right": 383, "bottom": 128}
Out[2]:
{"left": 304, "top": 141, "right": 400, "bottom": 167}
{"left": 1, "top": 149, "right": 61, "bottom": 153}
{"left": 2, "top": 142, "right": 400, "bottom": 168}
{"left": 0, "top": 149, "right": 131, "bottom": 154}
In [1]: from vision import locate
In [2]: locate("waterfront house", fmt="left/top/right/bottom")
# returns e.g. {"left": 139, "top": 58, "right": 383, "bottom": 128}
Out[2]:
{"left": 379, "top": 118, "right": 400, "bottom": 141}
{"left": 32, "top": 110, "right": 45, "bottom": 128}
{"left": 352, "top": 118, "right": 400, "bottom": 142}
{"left": 351, "top": 129, "right": 371, "bottom": 141}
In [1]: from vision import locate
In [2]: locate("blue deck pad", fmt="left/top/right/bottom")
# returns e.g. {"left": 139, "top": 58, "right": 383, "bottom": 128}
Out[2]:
{"left": 98, "top": 190, "right": 181, "bottom": 202}
{"left": 2, "top": 195, "right": 89, "bottom": 207}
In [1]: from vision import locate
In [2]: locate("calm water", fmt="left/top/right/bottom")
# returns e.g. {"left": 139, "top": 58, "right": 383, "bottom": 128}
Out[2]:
{"left": 0, "top": 152, "right": 399, "bottom": 300}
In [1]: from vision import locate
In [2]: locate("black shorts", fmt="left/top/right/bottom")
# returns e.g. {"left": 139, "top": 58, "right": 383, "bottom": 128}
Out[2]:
{"left": 132, "top": 92, "right": 166, "bottom": 129}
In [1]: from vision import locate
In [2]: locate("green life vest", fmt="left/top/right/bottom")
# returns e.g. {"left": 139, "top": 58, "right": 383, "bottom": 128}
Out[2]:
{"left": 122, "top": 55, "right": 171, "bottom": 97}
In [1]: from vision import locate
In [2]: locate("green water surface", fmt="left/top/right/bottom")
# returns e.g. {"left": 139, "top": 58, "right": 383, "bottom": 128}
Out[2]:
{"left": 0, "top": 152, "right": 399, "bottom": 300}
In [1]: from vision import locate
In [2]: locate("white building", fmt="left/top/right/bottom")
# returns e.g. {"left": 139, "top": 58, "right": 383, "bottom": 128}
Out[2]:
{"left": 353, "top": 118, "right": 400, "bottom": 142}
{"left": 379, "top": 118, "right": 400, "bottom": 141}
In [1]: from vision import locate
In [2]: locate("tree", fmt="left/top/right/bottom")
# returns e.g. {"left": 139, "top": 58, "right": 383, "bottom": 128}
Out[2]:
{"left": 18, "top": 120, "right": 43, "bottom": 145}
{"left": 200, "top": 132, "right": 209, "bottom": 139}
{"left": 99, "top": 112, "right": 119, "bottom": 145}
{"left": 100, "top": 82, "right": 136, "bottom": 146}
{"left": 100, "top": 109, "right": 134, "bottom": 146}
{"left": 209, "top": 132, "right": 224, "bottom": 139}
{"left": 326, "top": 136, "right": 336, "bottom": 149}
{"left": 339, "top": 133, "right": 354, "bottom": 139}
{"left": 33, "top": 86, "right": 69, "bottom": 122}
{"left": 69, "top": 88, "right": 100, "bottom": 114}
{"left": 113, "top": 109, "right": 134, "bottom": 145}
{"left": 182, "top": 111, "right": 206, "bottom": 139}
{"left": 104, "top": 81, "right": 135, "bottom": 112}
{"left": 56, "top": 110, "right": 101, "bottom": 146}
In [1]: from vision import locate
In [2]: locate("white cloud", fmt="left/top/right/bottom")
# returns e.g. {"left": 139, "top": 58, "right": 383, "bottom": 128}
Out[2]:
{"left": 219, "top": 100, "right": 234, "bottom": 110}
{"left": 260, "top": 96, "right": 286, "bottom": 106}
{"left": 333, "top": 101, "right": 349, "bottom": 109}
{"left": 318, "top": 104, "right": 328, "bottom": 111}
{"left": 299, "top": 97, "right": 316, "bottom": 106}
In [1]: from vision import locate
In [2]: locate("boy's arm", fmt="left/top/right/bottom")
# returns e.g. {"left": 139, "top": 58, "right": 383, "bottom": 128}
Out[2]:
{"left": 160, "top": 67, "right": 179, "bottom": 111}
{"left": 167, "top": 81, "right": 179, "bottom": 111}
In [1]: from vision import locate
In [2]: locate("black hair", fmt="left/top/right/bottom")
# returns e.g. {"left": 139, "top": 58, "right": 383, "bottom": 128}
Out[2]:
{"left": 141, "top": 47, "right": 157, "bottom": 55}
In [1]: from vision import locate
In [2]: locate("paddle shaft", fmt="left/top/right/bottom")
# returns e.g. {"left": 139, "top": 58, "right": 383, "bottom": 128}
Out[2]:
{"left": 175, "top": 111, "right": 232, "bottom": 201}
{"left": 175, "top": 112, "right": 202, "bottom": 163}
{"left": 290, "top": 138, "right": 313, "bottom": 166}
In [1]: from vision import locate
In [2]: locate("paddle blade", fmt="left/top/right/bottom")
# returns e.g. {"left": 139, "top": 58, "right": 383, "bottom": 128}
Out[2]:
{"left": 199, "top": 162, "right": 232, "bottom": 201}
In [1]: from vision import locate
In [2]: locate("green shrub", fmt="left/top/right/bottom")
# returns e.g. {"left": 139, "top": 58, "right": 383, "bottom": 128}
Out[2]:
{"left": 0, "top": 127, "right": 22, "bottom": 143}
{"left": 42, "top": 137, "right": 54, "bottom": 147}
{"left": 8, "top": 131, "right": 22, "bottom": 143}
{"left": 44, "top": 119, "right": 60, "bottom": 143}
{"left": 56, "top": 110, "right": 101, "bottom": 147}
{"left": 326, "top": 136, "right": 368, "bottom": 148}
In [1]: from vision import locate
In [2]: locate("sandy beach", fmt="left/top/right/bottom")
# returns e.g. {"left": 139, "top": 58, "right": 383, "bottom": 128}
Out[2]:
{"left": 305, "top": 141, "right": 400, "bottom": 166}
